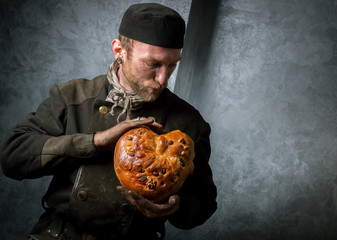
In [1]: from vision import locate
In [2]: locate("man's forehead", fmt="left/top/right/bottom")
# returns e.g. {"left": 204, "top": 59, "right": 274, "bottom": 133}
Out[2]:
{"left": 145, "top": 54, "right": 182, "bottom": 63}
{"left": 131, "top": 40, "right": 182, "bottom": 61}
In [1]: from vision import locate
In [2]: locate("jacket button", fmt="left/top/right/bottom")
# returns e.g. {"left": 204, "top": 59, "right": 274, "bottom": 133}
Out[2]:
{"left": 99, "top": 106, "right": 108, "bottom": 115}
{"left": 120, "top": 203, "right": 132, "bottom": 214}
{"left": 77, "top": 190, "right": 88, "bottom": 201}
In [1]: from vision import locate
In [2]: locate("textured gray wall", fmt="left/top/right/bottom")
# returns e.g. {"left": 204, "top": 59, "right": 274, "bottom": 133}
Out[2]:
{"left": 173, "top": 0, "right": 337, "bottom": 239}
{"left": 0, "top": 1, "right": 191, "bottom": 239}
{"left": 2, "top": 0, "right": 337, "bottom": 239}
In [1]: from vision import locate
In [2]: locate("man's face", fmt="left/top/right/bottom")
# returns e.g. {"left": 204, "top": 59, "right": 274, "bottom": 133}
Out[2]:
{"left": 119, "top": 40, "right": 182, "bottom": 102}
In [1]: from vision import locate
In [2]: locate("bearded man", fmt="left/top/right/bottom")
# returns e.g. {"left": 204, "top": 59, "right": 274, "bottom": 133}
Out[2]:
{"left": 0, "top": 3, "right": 217, "bottom": 240}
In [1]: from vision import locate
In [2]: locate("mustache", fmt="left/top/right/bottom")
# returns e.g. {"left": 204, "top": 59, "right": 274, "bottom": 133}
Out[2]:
{"left": 151, "top": 81, "right": 167, "bottom": 89}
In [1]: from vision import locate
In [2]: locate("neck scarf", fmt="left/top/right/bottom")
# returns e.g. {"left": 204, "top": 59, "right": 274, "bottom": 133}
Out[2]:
{"left": 105, "top": 62, "right": 145, "bottom": 122}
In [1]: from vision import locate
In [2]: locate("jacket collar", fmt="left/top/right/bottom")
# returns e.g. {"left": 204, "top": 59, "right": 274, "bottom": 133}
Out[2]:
{"left": 93, "top": 76, "right": 167, "bottom": 126}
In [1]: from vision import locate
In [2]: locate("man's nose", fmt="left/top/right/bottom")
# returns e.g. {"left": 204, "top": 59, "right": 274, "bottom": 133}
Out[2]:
{"left": 155, "top": 66, "right": 169, "bottom": 86}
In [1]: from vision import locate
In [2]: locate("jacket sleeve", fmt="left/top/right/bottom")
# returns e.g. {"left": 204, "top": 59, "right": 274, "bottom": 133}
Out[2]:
{"left": 168, "top": 123, "right": 217, "bottom": 229}
{"left": 0, "top": 84, "right": 97, "bottom": 180}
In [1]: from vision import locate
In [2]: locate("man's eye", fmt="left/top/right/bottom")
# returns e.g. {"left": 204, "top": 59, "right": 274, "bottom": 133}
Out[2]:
{"left": 146, "top": 62, "right": 160, "bottom": 68}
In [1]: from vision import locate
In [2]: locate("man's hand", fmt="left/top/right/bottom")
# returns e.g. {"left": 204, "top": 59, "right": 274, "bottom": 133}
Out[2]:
{"left": 93, "top": 117, "right": 164, "bottom": 151}
{"left": 116, "top": 186, "right": 180, "bottom": 218}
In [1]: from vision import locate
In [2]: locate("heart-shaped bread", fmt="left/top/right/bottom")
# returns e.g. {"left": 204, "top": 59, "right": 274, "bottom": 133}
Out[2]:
{"left": 114, "top": 127, "right": 195, "bottom": 203}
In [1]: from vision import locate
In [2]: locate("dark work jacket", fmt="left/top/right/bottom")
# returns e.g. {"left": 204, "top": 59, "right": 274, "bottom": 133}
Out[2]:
{"left": 0, "top": 75, "right": 217, "bottom": 239}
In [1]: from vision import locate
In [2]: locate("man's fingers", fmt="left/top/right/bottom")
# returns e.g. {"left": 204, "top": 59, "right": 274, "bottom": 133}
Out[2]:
{"left": 116, "top": 186, "right": 143, "bottom": 203}
{"left": 168, "top": 195, "right": 180, "bottom": 206}
{"left": 116, "top": 186, "right": 135, "bottom": 199}
{"left": 116, "top": 185, "right": 125, "bottom": 193}
{"left": 148, "top": 122, "right": 167, "bottom": 134}
{"left": 131, "top": 117, "right": 154, "bottom": 124}
{"left": 129, "top": 117, "right": 166, "bottom": 134}
{"left": 117, "top": 186, "right": 155, "bottom": 216}
{"left": 116, "top": 186, "right": 180, "bottom": 218}
{"left": 134, "top": 117, "right": 166, "bottom": 134}
{"left": 116, "top": 186, "right": 138, "bottom": 206}
{"left": 94, "top": 117, "right": 156, "bottom": 151}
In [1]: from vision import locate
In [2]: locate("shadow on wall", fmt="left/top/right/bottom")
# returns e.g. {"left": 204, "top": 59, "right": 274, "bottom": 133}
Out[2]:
{"left": 174, "top": 0, "right": 223, "bottom": 103}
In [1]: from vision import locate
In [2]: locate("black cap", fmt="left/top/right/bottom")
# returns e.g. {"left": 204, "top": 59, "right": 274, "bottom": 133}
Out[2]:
{"left": 119, "top": 3, "right": 185, "bottom": 49}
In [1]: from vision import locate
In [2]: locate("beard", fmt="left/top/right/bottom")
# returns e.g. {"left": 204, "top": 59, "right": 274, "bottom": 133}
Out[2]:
{"left": 121, "top": 64, "right": 167, "bottom": 102}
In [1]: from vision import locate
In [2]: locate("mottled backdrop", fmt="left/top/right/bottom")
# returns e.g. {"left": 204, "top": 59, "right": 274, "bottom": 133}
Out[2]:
{"left": 173, "top": 0, "right": 337, "bottom": 239}
{"left": 1, "top": 0, "right": 337, "bottom": 240}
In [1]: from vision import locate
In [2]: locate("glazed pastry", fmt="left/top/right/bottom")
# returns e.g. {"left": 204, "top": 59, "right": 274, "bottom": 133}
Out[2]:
{"left": 114, "top": 127, "right": 195, "bottom": 203}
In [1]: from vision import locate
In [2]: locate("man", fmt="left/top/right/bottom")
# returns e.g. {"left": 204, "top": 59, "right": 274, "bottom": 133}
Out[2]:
{"left": 0, "top": 3, "right": 217, "bottom": 240}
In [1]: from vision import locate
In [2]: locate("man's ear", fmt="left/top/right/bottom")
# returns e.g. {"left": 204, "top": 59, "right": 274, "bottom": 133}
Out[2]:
{"left": 111, "top": 39, "right": 125, "bottom": 59}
